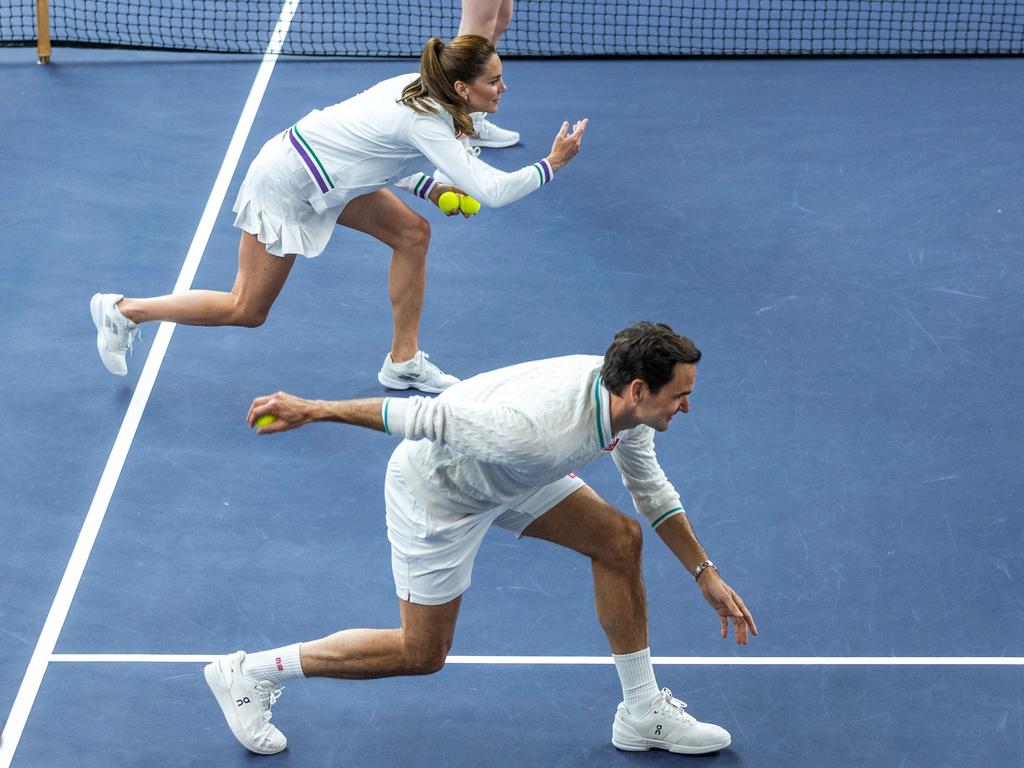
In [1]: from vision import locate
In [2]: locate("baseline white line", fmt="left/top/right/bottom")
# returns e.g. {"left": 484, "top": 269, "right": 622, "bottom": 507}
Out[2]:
{"left": 0, "top": 5, "right": 300, "bottom": 766}
{"left": 48, "top": 654, "right": 1024, "bottom": 666}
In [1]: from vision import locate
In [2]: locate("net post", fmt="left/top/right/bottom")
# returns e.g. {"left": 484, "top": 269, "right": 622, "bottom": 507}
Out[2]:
{"left": 36, "top": 0, "right": 52, "bottom": 64}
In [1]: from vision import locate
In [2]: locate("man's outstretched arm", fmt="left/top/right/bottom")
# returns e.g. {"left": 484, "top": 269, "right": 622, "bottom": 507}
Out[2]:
{"left": 248, "top": 392, "right": 386, "bottom": 433}
{"left": 250, "top": 390, "right": 545, "bottom": 468}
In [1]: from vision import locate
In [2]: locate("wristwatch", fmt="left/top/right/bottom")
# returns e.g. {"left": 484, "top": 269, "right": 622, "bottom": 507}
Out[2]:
{"left": 692, "top": 559, "right": 716, "bottom": 581}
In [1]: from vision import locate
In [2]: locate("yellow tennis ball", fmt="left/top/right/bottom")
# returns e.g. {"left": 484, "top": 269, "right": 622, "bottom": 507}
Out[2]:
{"left": 256, "top": 414, "right": 277, "bottom": 428}
{"left": 459, "top": 195, "right": 481, "bottom": 216}
{"left": 437, "top": 191, "right": 460, "bottom": 214}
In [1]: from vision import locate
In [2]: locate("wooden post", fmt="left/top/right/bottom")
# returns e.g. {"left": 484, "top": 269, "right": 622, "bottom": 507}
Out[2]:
{"left": 36, "top": 0, "right": 51, "bottom": 64}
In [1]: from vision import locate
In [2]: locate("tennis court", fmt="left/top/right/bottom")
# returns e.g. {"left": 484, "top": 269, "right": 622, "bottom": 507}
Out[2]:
{"left": 1, "top": 3, "right": 1023, "bottom": 766}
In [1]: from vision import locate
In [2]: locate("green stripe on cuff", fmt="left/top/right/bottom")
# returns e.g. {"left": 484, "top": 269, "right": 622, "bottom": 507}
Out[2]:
{"left": 413, "top": 174, "right": 428, "bottom": 196}
{"left": 650, "top": 507, "right": 684, "bottom": 529}
{"left": 382, "top": 399, "right": 391, "bottom": 435}
{"left": 533, "top": 163, "right": 544, "bottom": 185}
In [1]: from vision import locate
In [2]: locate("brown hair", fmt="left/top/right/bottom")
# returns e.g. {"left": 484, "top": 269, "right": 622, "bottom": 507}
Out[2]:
{"left": 601, "top": 322, "right": 702, "bottom": 395}
{"left": 400, "top": 35, "right": 497, "bottom": 138}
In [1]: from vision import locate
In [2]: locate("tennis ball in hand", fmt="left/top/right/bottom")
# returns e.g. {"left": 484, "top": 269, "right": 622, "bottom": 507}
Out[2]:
{"left": 437, "top": 191, "right": 460, "bottom": 214}
{"left": 459, "top": 195, "right": 481, "bottom": 216}
{"left": 255, "top": 414, "right": 277, "bottom": 428}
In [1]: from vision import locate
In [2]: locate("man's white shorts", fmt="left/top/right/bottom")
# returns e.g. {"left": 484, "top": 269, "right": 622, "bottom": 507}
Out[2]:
{"left": 384, "top": 454, "right": 586, "bottom": 606}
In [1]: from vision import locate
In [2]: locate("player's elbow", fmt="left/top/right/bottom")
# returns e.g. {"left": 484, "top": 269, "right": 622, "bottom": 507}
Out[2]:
{"left": 474, "top": 187, "right": 507, "bottom": 209}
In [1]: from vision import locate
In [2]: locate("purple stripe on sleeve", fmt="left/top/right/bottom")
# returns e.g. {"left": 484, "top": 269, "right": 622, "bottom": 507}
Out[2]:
{"left": 288, "top": 129, "right": 330, "bottom": 194}
{"left": 540, "top": 159, "right": 553, "bottom": 183}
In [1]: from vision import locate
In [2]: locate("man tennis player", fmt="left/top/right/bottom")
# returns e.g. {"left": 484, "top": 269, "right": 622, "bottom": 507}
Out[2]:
{"left": 204, "top": 321, "right": 757, "bottom": 756}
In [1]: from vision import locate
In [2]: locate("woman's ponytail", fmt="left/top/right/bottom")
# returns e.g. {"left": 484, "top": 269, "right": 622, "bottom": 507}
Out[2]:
{"left": 400, "top": 35, "right": 496, "bottom": 138}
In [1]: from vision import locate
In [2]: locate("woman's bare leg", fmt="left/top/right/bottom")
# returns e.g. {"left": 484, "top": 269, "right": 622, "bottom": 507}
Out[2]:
{"left": 458, "top": 0, "right": 513, "bottom": 44}
{"left": 337, "top": 189, "right": 431, "bottom": 363}
{"left": 117, "top": 232, "right": 295, "bottom": 328}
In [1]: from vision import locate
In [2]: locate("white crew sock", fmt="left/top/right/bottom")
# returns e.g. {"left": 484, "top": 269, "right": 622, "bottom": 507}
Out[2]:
{"left": 613, "top": 648, "right": 660, "bottom": 714}
{"left": 240, "top": 643, "right": 305, "bottom": 685}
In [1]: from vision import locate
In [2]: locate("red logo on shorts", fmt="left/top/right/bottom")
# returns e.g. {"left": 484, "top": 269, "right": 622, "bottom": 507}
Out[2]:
{"left": 603, "top": 438, "right": 620, "bottom": 452}
{"left": 275, "top": 656, "right": 284, "bottom": 671}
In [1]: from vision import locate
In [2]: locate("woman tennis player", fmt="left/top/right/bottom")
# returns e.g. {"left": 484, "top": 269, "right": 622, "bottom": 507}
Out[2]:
{"left": 91, "top": 34, "right": 587, "bottom": 392}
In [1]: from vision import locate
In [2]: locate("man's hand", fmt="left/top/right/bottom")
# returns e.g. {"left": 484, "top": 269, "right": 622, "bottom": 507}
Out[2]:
{"left": 698, "top": 572, "right": 758, "bottom": 645}
{"left": 248, "top": 391, "right": 321, "bottom": 434}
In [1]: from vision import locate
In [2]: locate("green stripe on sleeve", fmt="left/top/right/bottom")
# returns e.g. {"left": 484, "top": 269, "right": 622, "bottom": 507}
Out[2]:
{"left": 651, "top": 507, "right": 684, "bottom": 529}
{"left": 382, "top": 399, "right": 391, "bottom": 435}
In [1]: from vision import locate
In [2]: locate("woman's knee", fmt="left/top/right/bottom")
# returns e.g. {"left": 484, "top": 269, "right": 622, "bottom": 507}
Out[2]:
{"left": 400, "top": 212, "right": 431, "bottom": 252}
{"left": 230, "top": 297, "right": 273, "bottom": 327}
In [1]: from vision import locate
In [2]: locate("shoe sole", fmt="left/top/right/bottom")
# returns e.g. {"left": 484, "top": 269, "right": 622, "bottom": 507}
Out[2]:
{"left": 612, "top": 734, "right": 731, "bottom": 755}
{"left": 203, "top": 660, "right": 285, "bottom": 755}
{"left": 467, "top": 138, "right": 519, "bottom": 148}
{"left": 612, "top": 718, "right": 731, "bottom": 755}
{"left": 377, "top": 372, "right": 449, "bottom": 394}
{"left": 90, "top": 294, "right": 128, "bottom": 376}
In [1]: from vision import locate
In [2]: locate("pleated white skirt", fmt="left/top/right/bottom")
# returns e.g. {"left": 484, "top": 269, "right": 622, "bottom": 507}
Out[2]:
{"left": 232, "top": 131, "right": 353, "bottom": 258}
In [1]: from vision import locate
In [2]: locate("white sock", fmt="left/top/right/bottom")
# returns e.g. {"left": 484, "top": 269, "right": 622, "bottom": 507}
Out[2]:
{"left": 240, "top": 643, "right": 305, "bottom": 685}
{"left": 613, "top": 648, "right": 660, "bottom": 714}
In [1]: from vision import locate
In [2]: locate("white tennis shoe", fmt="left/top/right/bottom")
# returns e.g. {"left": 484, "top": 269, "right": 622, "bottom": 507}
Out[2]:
{"left": 468, "top": 113, "right": 520, "bottom": 148}
{"left": 90, "top": 293, "right": 139, "bottom": 376}
{"left": 612, "top": 688, "right": 731, "bottom": 754}
{"left": 377, "top": 350, "right": 460, "bottom": 393}
{"left": 204, "top": 651, "right": 287, "bottom": 755}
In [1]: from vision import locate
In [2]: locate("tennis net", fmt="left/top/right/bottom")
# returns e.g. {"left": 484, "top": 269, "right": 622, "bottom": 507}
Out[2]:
{"left": 2, "top": 0, "right": 1022, "bottom": 57}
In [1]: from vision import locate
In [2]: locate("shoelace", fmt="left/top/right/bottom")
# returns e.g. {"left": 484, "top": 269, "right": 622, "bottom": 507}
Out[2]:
{"left": 653, "top": 688, "right": 697, "bottom": 725}
{"left": 417, "top": 351, "right": 447, "bottom": 375}
{"left": 124, "top": 326, "right": 141, "bottom": 358}
{"left": 254, "top": 682, "right": 284, "bottom": 727}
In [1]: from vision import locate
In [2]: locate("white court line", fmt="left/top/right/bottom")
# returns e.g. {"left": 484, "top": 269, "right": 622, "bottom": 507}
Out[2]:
{"left": 0, "top": 5, "right": 300, "bottom": 766}
{"left": 49, "top": 654, "right": 1024, "bottom": 666}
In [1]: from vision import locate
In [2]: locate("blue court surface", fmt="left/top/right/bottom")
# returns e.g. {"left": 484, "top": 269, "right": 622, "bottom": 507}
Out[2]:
{"left": 1, "top": 44, "right": 1023, "bottom": 768}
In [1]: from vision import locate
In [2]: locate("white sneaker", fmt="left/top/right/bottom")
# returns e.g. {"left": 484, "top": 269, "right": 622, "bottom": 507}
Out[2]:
{"left": 468, "top": 113, "right": 520, "bottom": 148}
{"left": 612, "top": 688, "right": 731, "bottom": 755}
{"left": 377, "top": 350, "right": 460, "bottom": 393}
{"left": 204, "top": 651, "right": 287, "bottom": 755}
{"left": 90, "top": 293, "right": 139, "bottom": 376}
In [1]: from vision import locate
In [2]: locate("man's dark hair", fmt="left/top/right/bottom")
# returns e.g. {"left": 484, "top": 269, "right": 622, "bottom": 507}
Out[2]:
{"left": 600, "top": 322, "right": 702, "bottom": 395}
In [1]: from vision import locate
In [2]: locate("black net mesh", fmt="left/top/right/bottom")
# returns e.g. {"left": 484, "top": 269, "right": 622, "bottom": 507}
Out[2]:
{"left": 2, "top": 0, "right": 1023, "bottom": 56}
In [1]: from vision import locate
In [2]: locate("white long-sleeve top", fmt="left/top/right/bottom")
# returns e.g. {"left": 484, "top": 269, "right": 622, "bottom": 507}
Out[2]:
{"left": 382, "top": 355, "right": 686, "bottom": 529}
{"left": 288, "top": 73, "right": 554, "bottom": 214}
